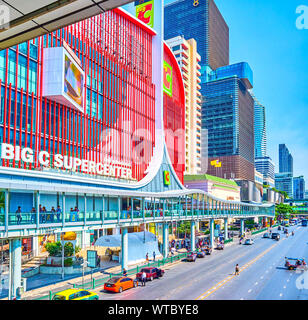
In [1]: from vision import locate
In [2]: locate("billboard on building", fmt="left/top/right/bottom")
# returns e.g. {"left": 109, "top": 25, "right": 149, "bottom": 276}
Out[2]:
{"left": 43, "top": 46, "right": 84, "bottom": 113}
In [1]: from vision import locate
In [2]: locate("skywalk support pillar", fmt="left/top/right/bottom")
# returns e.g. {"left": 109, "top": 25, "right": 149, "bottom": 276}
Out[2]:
{"left": 121, "top": 227, "right": 128, "bottom": 271}
{"left": 8, "top": 238, "right": 22, "bottom": 300}
{"left": 224, "top": 218, "right": 228, "bottom": 241}
{"left": 190, "top": 221, "right": 196, "bottom": 252}
{"left": 209, "top": 219, "right": 214, "bottom": 248}
{"left": 163, "top": 223, "right": 169, "bottom": 259}
{"left": 240, "top": 219, "right": 245, "bottom": 236}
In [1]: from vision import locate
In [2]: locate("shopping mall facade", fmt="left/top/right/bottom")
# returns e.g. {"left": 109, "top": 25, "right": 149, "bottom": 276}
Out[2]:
{"left": 0, "top": 1, "right": 274, "bottom": 298}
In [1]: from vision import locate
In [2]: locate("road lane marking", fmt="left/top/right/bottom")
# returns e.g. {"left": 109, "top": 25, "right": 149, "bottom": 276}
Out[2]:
{"left": 195, "top": 242, "right": 278, "bottom": 300}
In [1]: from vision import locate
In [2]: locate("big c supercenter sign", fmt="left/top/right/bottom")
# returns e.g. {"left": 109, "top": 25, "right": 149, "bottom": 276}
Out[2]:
{"left": 0, "top": 143, "right": 133, "bottom": 180}
{"left": 135, "top": 0, "right": 154, "bottom": 28}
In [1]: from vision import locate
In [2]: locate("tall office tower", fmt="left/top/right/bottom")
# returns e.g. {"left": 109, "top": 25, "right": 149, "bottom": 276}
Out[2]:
{"left": 275, "top": 173, "right": 293, "bottom": 199}
{"left": 279, "top": 144, "right": 293, "bottom": 174}
{"left": 201, "top": 62, "right": 255, "bottom": 181}
{"left": 164, "top": 0, "right": 229, "bottom": 94}
{"left": 293, "top": 176, "right": 305, "bottom": 200}
{"left": 251, "top": 93, "right": 267, "bottom": 158}
{"left": 255, "top": 156, "right": 275, "bottom": 188}
{"left": 166, "top": 36, "right": 202, "bottom": 174}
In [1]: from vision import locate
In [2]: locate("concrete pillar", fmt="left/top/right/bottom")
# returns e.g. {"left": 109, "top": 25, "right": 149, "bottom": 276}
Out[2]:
{"left": 112, "top": 227, "right": 120, "bottom": 235}
{"left": 224, "top": 218, "right": 228, "bottom": 241}
{"left": 162, "top": 223, "right": 169, "bottom": 258}
{"left": 121, "top": 227, "right": 128, "bottom": 270}
{"left": 8, "top": 238, "right": 22, "bottom": 300}
{"left": 32, "top": 236, "right": 39, "bottom": 257}
{"left": 209, "top": 219, "right": 214, "bottom": 248}
{"left": 240, "top": 219, "right": 245, "bottom": 236}
{"left": 81, "top": 230, "right": 91, "bottom": 249}
{"left": 190, "top": 221, "right": 196, "bottom": 252}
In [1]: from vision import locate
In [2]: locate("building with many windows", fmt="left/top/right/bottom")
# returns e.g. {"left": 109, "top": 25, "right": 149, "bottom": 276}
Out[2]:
{"left": 252, "top": 93, "right": 267, "bottom": 159}
{"left": 201, "top": 62, "right": 255, "bottom": 182}
{"left": 293, "top": 176, "right": 305, "bottom": 200}
{"left": 164, "top": 0, "right": 229, "bottom": 94}
{"left": 275, "top": 173, "right": 293, "bottom": 199}
{"left": 279, "top": 144, "right": 293, "bottom": 175}
{"left": 165, "top": 36, "right": 202, "bottom": 174}
{"left": 255, "top": 156, "right": 275, "bottom": 188}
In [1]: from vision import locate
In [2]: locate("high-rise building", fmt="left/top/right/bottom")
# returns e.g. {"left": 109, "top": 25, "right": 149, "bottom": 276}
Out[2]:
{"left": 275, "top": 173, "right": 293, "bottom": 198}
{"left": 279, "top": 144, "right": 293, "bottom": 174}
{"left": 255, "top": 156, "right": 275, "bottom": 188}
{"left": 164, "top": 0, "right": 229, "bottom": 94}
{"left": 252, "top": 93, "right": 267, "bottom": 158}
{"left": 201, "top": 62, "right": 255, "bottom": 181}
{"left": 293, "top": 176, "right": 305, "bottom": 200}
{"left": 165, "top": 36, "right": 202, "bottom": 174}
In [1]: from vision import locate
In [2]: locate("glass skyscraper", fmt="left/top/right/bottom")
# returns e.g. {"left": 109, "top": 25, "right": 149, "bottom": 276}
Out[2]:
{"left": 201, "top": 62, "right": 255, "bottom": 181}
{"left": 275, "top": 173, "right": 293, "bottom": 199}
{"left": 279, "top": 144, "right": 293, "bottom": 174}
{"left": 164, "top": 0, "right": 229, "bottom": 94}
{"left": 293, "top": 176, "right": 305, "bottom": 200}
{"left": 252, "top": 94, "right": 267, "bottom": 158}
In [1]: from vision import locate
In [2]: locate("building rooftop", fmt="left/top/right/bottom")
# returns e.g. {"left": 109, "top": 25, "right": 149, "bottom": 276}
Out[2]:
{"left": 184, "top": 174, "right": 239, "bottom": 187}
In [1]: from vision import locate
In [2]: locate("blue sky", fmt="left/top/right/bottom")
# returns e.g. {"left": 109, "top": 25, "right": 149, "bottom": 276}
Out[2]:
{"left": 165, "top": 0, "right": 308, "bottom": 184}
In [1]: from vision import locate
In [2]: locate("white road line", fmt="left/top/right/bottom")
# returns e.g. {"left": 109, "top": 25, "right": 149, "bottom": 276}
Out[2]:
{"left": 279, "top": 293, "right": 283, "bottom": 297}
{"left": 248, "top": 289, "right": 252, "bottom": 293}
{"left": 255, "top": 282, "right": 258, "bottom": 285}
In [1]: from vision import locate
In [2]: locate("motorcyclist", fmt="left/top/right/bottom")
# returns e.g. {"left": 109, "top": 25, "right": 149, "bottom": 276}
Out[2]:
{"left": 292, "top": 231, "right": 294, "bottom": 236}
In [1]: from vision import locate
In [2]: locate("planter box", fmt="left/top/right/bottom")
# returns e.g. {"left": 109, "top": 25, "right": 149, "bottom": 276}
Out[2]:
{"left": 40, "top": 265, "right": 92, "bottom": 275}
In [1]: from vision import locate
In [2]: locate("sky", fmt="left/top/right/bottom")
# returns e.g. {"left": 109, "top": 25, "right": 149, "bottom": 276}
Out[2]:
{"left": 164, "top": 0, "right": 308, "bottom": 184}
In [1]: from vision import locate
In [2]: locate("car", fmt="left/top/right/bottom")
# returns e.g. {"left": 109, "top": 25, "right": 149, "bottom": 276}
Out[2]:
{"left": 271, "top": 233, "right": 280, "bottom": 240}
{"left": 52, "top": 289, "right": 99, "bottom": 300}
{"left": 186, "top": 252, "right": 197, "bottom": 262}
{"left": 204, "top": 247, "right": 212, "bottom": 255}
{"left": 285, "top": 257, "right": 307, "bottom": 271}
{"left": 197, "top": 251, "right": 206, "bottom": 258}
{"left": 244, "top": 238, "right": 254, "bottom": 245}
{"left": 136, "top": 267, "right": 164, "bottom": 281}
{"left": 263, "top": 233, "right": 270, "bottom": 238}
{"left": 104, "top": 276, "right": 138, "bottom": 293}
{"left": 216, "top": 243, "right": 224, "bottom": 250}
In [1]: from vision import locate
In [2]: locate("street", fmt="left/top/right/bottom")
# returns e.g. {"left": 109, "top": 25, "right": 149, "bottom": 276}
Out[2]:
{"left": 93, "top": 225, "right": 308, "bottom": 300}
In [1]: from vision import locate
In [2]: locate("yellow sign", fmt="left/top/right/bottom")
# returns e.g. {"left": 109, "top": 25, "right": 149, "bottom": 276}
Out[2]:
{"left": 211, "top": 160, "right": 222, "bottom": 168}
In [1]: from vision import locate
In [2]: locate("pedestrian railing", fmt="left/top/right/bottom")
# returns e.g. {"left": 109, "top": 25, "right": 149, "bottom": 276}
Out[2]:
{"left": 251, "top": 228, "right": 268, "bottom": 235}
{"left": 32, "top": 253, "right": 188, "bottom": 300}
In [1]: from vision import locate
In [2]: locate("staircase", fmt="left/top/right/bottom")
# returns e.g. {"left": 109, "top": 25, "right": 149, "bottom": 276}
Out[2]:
{"left": 22, "top": 252, "right": 48, "bottom": 270}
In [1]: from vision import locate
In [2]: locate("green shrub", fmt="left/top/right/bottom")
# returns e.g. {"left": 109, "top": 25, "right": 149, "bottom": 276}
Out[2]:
{"left": 64, "top": 258, "right": 73, "bottom": 267}
{"left": 45, "top": 242, "right": 62, "bottom": 256}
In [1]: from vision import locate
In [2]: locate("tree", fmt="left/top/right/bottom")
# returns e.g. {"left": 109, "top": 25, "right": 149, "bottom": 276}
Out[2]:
{"left": 275, "top": 203, "right": 293, "bottom": 220}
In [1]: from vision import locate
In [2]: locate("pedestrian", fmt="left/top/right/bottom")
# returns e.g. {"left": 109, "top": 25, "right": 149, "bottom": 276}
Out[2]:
{"left": 123, "top": 268, "right": 127, "bottom": 276}
{"left": 15, "top": 206, "right": 22, "bottom": 225}
{"left": 50, "top": 206, "right": 55, "bottom": 222}
{"left": 56, "top": 205, "right": 62, "bottom": 222}
{"left": 235, "top": 264, "right": 240, "bottom": 275}
{"left": 153, "top": 251, "right": 156, "bottom": 261}
{"left": 146, "top": 252, "right": 149, "bottom": 262}
{"left": 141, "top": 270, "right": 147, "bottom": 286}
{"left": 30, "top": 207, "right": 36, "bottom": 224}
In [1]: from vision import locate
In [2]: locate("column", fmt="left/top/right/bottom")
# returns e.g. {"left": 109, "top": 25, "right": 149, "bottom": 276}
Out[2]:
{"left": 224, "top": 218, "right": 228, "bottom": 241}
{"left": 209, "top": 219, "right": 214, "bottom": 248}
{"left": 162, "top": 223, "right": 169, "bottom": 259}
{"left": 240, "top": 219, "right": 245, "bottom": 236}
{"left": 8, "top": 238, "right": 22, "bottom": 300}
{"left": 36, "top": 191, "right": 40, "bottom": 228}
{"left": 81, "top": 230, "right": 91, "bottom": 249}
{"left": 32, "top": 236, "right": 39, "bottom": 257}
{"left": 4, "top": 189, "right": 9, "bottom": 232}
{"left": 62, "top": 193, "right": 66, "bottom": 227}
{"left": 190, "top": 220, "right": 196, "bottom": 252}
{"left": 121, "top": 227, "right": 128, "bottom": 270}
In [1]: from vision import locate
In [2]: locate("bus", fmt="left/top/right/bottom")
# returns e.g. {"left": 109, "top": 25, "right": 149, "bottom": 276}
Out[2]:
{"left": 302, "top": 219, "right": 308, "bottom": 227}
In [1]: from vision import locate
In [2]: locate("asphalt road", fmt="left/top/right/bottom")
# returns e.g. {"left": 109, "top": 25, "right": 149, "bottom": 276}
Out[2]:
{"left": 94, "top": 225, "right": 308, "bottom": 300}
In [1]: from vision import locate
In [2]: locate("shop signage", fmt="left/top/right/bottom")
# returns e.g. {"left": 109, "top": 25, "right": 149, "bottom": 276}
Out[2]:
{"left": 0, "top": 143, "right": 133, "bottom": 180}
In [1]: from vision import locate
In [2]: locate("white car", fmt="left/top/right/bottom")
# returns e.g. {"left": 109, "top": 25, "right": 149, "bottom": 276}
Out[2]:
{"left": 244, "top": 238, "right": 254, "bottom": 245}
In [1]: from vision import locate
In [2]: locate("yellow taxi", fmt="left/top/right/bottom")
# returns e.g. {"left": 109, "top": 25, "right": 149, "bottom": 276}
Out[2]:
{"left": 52, "top": 289, "right": 99, "bottom": 300}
